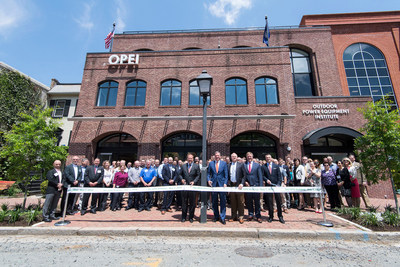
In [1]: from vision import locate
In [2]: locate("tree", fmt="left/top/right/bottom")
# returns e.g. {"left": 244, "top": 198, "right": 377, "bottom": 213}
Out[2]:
{"left": 0, "top": 69, "right": 42, "bottom": 132}
{"left": 355, "top": 98, "right": 400, "bottom": 214}
{"left": 0, "top": 107, "right": 68, "bottom": 209}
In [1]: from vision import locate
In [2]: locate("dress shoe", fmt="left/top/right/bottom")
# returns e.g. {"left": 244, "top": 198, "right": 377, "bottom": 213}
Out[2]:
{"left": 181, "top": 218, "right": 186, "bottom": 222}
{"left": 50, "top": 216, "right": 60, "bottom": 220}
{"left": 257, "top": 218, "right": 262, "bottom": 223}
{"left": 167, "top": 208, "right": 173, "bottom": 212}
{"left": 66, "top": 212, "right": 74, "bottom": 216}
{"left": 248, "top": 216, "right": 253, "bottom": 221}
{"left": 161, "top": 210, "right": 166, "bottom": 215}
{"left": 229, "top": 218, "right": 238, "bottom": 222}
{"left": 239, "top": 218, "right": 244, "bottom": 224}
{"left": 189, "top": 218, "right": 194, "bottom": 223}
{"left": 220, "top": 219, "right": 226, "bottom": 225}
{"left": 212, "top": 218, "right": 218, "bottom": 223}
{"left": 279, "top": 217, "right": 285, "bottom": 224}
{"left": 90, "top": 209, "right": 96, "bottom": 214}
{"left": 43, "top": 218, "right": 52, "bottom": 222}
{"left": 138, "top": 208, "right": 144, "bottom": 212}
{"left": 125, "top": 207, "right": 131, "bottom": 211}
{"left": 267, "top": 217, "right": 273, "bottom": 223}
{"left": 146, "top": 207, "right": 151, "bottom": 211}
{"left": 81, "top": 211, "right": 86, "bottom": 216}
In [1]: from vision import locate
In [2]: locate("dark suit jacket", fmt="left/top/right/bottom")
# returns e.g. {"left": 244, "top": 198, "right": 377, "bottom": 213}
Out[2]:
{"left": 162, "top": 164, "right": 178, "bottom": 183}
{"left": 262, "top": 162, "right": 282, "bottom": 186}
{"left": 63, "top": 164, "right": 82, "bottom": 187}
{"left": 46, "top": 169, "right": 62, "bottom": 194}
{"left": 84, "top": 165, "right": 104, "bottom": 185}
{"left": 207, "top": 160, "right": 228, "bottom": 187}
{"left": 240, "top": 161, "right": 263, "bottom": 187}
{"left": 228, "top": 162, "right": 244, "bottom": 186}
{"left": 180, "top": 162, "right": 200, "bottom": 185}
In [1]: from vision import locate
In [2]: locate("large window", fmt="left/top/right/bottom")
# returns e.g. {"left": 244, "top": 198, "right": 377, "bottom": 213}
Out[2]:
{"left": 162, "top": 132, "right": 202, "bottom": 159}
{"left": 189, "top": 80, "right": 210, "bottom": 106}
{"left": 230, "top": 132, "right": 277, "bottom": 159}
{"left": 255, "top": 77, "right": 279, "bottom": 104}
{"left": 290, "top": 49, "right": 315, "bottom": 96}
{"left": 96, "top": 81, "right": 118, "bottom": 107}
{"left": 343, "top": 43, "right": 398, "bottom": 110}
{"left": 160, "top": 80, "right": 181, "bottom": 106}
{"left": 125, "top": 80, "right": 146, "bottom": 106}
{"left": 225, "top": 78, "right": 248, "bottom": 105}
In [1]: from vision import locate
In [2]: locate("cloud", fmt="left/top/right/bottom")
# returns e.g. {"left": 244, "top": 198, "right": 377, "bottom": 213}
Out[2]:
{"left": 74, "top": 2, "right": 94, "bottom": 31}
{"left": 207, "top": 0, "right": 253, "bottom": 25}
{"left": 0, "top": 0, "right": 30, "bottom": 37}
{"left": 114, "top": 0, "right": 127, "bottom": 32}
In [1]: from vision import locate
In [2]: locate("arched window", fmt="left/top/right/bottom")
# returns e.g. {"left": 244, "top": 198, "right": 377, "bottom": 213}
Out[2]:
{"left": 160, "top": 80, "right": 181, "bottom": 106}
{"left": 343, "top": 43, "right": 398, "bottom": 110}
{"left": 96, "top": 133, "right": 138, "bottom": 163}
{"left": 189, "top": 80, "right": 210, "bottom": 106}
{"left": 255, "top": 77, "right": 279, "bottom": 104}
{"left": 230, "top": 132, "right": 277, "bottom": 159}
{"left": 290, "top": 49, "right": 315, "bottom": 96}
{"left": 225, "top": 78, "right": 248, "bottom": 105}
{"left": 96, "top": 81, "right": 118, "bottom": 106}
{"left": 162, "top": 132, "right": 202, "bottom": 159}
{"left": 125, "top": 80, "right": 146, "bottom": 106}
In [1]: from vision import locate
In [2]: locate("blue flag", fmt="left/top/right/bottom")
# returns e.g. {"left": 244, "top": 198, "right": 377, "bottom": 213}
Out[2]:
{"left": 263, "top": 17, "right": 270, "bottom": 46}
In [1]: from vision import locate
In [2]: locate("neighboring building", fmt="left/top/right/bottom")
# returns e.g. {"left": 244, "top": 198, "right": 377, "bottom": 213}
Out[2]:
{"left": 68, "top": 11, "right": 400, "bottom": 198}
{"left": 48, "top": 79, "right": 80, "bottom": 146}
{"left": 0, "top": 61, "right": 49, "bottom": 104}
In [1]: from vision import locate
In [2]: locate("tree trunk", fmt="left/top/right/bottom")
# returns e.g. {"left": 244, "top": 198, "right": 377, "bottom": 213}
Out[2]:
{"left": 389, "top": 172, "right": 399, "bottom": 214}
{"left": 22, "top": 183, "right": 28, "bottom": 211}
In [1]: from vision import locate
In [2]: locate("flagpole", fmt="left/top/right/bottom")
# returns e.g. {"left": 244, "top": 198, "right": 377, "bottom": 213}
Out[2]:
{"left": 110, "top": 22, "right": 116, "bottom": 53}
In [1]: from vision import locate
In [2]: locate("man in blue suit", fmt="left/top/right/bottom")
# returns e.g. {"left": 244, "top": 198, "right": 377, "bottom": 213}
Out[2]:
{"left": 207, "top": 151, "right": 228, "bottom": 224}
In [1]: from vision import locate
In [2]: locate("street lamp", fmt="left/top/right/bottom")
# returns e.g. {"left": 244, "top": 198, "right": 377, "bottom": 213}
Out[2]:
{"left": 196, "top": 70, "right": 212, "bottom": 223}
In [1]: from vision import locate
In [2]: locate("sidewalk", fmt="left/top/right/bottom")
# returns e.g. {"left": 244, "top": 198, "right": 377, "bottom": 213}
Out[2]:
{"left": 0, "top": 195, "right": 399, "bottom": 241}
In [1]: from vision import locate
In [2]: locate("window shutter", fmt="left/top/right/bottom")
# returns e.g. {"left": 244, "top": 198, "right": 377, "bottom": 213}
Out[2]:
{"left": 49, "top": 100, "right": 56, "bottom": 108}
{"left": 63, "top": 100, "right": 71, "bottom": 117}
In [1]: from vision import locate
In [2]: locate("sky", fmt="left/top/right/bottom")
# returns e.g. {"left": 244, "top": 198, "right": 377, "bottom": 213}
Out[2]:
{"left": 0, "top": 0, "right": 399, "bottom": 87}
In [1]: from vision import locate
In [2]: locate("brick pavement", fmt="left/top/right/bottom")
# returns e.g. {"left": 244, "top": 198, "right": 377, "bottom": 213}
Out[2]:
{"left": 0, "top": 194, "right": 398, "bottom": 231}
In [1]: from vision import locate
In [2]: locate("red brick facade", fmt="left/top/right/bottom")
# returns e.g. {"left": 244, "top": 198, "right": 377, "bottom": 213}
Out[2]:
{"left": 68, "top": 12, "right": 399, "bottom": 198}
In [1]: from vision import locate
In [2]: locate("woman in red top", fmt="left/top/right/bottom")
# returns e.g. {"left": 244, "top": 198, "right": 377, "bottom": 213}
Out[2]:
{"left": 111, "top": 165, "right": 128, "bottom": 211}
{"left": 343, "top": 158, "right": 361, "bottom": 207}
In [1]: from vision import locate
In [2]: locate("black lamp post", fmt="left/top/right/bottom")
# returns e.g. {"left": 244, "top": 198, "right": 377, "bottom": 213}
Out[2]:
{"left": 196, "top": 70, "right": 212, "bottom": 223}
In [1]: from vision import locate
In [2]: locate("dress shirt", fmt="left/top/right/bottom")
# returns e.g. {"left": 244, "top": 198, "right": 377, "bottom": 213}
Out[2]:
{"left": 80, "top": 167, "right": 86, "bottom": 182}
{"left": 230, "top": 162, "right": 237, "bottom": 183}
{"left": 128, "top": 167, "right": 142, "bottom": 183}
{"left": 73, "top": 165, "right": 78, "bottom": 180}
{"left": 157, "top": 164, "right": 164, "bottom": 180}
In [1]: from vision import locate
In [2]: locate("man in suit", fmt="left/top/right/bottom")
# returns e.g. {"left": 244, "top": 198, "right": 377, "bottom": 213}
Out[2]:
{"left": 42, "top": 160, "right": 63, "bottom": 222}
{"left": 228, "top": 153, "right": 245, "bottom": 223}
{"left": 160, "top": 157, "right": 177, "bottom": 214}
{"left": 61, "top": 156, "right": 82, "bottom": 215}
{"left": 263, "top": 154, "right": 285, "bottom": 224}
{"left": 207, "top": 151, "right": 228, "bottom": 224}
{"left": 81, "top": 158, "right": 104, "bottom": 215}
{"left": 239, "top": 152, "right": 263, "bottom": 223}
{"left": 179, "top": 153, "right": 200, "bottom": 223}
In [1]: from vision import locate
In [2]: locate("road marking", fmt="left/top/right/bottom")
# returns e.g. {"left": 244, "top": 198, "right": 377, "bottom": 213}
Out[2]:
{"left": 328, "top": 228, "right": 341, "bottom": 240}
{"left": 122, "top": 258, "right": 162, "bottom": 266}
{"left": 357, "top": 229, "right": 369, "bottom": 241}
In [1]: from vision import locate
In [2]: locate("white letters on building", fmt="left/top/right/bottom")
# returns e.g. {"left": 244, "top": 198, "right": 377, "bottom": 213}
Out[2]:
{"left": 108, "top": 54, "right": 140, "bottom": 65}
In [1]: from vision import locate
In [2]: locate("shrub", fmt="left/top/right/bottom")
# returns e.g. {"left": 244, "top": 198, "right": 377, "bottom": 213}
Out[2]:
{"left": 384, "top": 204, "right": 395, "bottom": 214}
{"left": 14, "top": 203, "right": 23, "bottom": 211}
{"left": 40, "top": 180, "right": 48, "bottom": 196}
{"left": 337, "top": 207, "right": 352, "bottom": 216}
{"left": 1, "top": 202, "right": 9, "bottom": 211}
{"left": 8, "top": 209, "right": 20, "bottom": 224}
{"left": 5, "top": 184, "right": 22, "bottom": 197}
{"left": 360, "top": 212, "right": 382, "bottom": 227}
{"left": 382, "top": 212, "right": 400, "bottom": 227}
{"left": 0, "top": 210, "right": 7, "bottom": 222}
{"left": 349, "top": 207, "right": 361, "bottom": 220}
{"left": 26, "top": 209, "right": 40, "bottom": 225}
{"left": 367, "top": 205, "right": 379, "bottom": 213}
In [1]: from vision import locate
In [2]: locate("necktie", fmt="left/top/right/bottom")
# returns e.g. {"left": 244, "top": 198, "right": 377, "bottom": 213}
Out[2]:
{"left": 216, "top": 161, "right": 219, "bottom": 173}
{"left": 248, "top": 163, "right": 251, "bottom": 173}
{"left": 269, "top": 164, "right": 272, "bottom": 174}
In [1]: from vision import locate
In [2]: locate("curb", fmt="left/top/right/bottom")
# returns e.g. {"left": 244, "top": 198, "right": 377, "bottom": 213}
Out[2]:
{"left": 0, "top": 226, "right": 399, "bottom": 242}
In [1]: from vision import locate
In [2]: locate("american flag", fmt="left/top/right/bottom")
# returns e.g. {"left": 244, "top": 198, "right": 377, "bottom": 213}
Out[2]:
{"left": 105, "top": 25, "right": 115, "bottom": 49}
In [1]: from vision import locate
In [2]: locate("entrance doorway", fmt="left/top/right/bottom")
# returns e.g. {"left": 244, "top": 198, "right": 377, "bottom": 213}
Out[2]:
{"left": 230, "top": 132, "right": 277, "bottom": 159}
{"left": 96, "top": 133, "right": 138, "bottom": 163}
{"left": 161, "top": 132, "right": 202, "bottom": 160}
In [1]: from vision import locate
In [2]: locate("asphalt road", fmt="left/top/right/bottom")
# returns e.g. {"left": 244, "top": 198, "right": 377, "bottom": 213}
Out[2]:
{"left": 0, "top": 235, "right": 399, "bottom": 266}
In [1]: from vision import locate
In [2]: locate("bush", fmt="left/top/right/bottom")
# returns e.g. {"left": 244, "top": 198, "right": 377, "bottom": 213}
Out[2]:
{"left": 25, "top": 209, "right": 40, "bottom": 225}
{"left": 8, "top": 209, "right": 20, "bottom": 224}
{"left": 1, "top": 202, "right": 9, "bottom": 211}
{"left": 5, "top": 184, "right": 22, "bottom": 197}
{"left": 337, "top": 207, "right": 361, "bottom": 220}
{"left": 367, "top": 205, "right": 379, "bottom": 213}
{"left": 360, "top": 212, "right": 382, "bottom": 227}
{"left": 382, "top": 211, "right": 400, "bottom": 226}
{"left": 40, "top": 180, "right": 48, "bottom": 196}
{"left": 0, "top": 210, "right": 7, "bottom": 222}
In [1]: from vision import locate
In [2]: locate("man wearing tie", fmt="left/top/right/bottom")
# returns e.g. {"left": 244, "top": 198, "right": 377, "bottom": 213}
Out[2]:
{"left": 239, "top": 152, "right": 263, "bottom": 223}
{"left": 161, "top": 157, "right": 177, "bottom": 214}
{"left": 263, "top": 154, "right": 285, "bottom": 224}
{"left": 62, "top": 156, "right": 82, "bottom": 215}
{"left": 179, "top": 153, "right": 200, "bottom": 223}
{"left": 228, "top": 153, "right": 245, "bottom": 224}
{"left": 81, "top": 158, "right": 104, "bottom": 215}
{"left": 42, "top": 160, "right": 63, "bottom": 222}
{"left": 207, "top": 151, "right": 228, "bottom": 224}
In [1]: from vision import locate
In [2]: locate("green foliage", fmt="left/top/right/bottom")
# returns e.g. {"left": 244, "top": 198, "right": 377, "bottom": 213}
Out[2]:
{"left": 5, "top": 184, "right": 22, "bottom": 196}
{"left": 0, "top": 107, "right": 68, "bottom": 209}
{"left": 25, "top": 209, "right": 40, "bottom": 225}
{"left": 0, "top": 69, "right": 42, "bottom": 132}
{"left": 366, "top": 205, "right": 379, "bottom": 213}
{"left": 382, "top": 212, "right": 400, "bottom": 226}
{"left": 359, "top": 212, "right": 382, "bottom": 227}
{"left": 8, "top": 209, "right": 20, "bottom": 224}
{"left": 355, "top": 98, "right": 400, "bottom": 184}
{"left": 337, "top": 206, "right": 361, "bottom": 220}
{"left": 14, "top": 203, "right": 23, "bottom": 211}
{"left": 384, "top": 204, "right": 395, "bottom": 214}
{"left": 40, "top": 180, "right": 49, "bottom": 196}
{"left": 0, "top": 210, "right": 7, "bottom": 222}
{"left": 1, "top": 202, "right": 8, "bottom": 211}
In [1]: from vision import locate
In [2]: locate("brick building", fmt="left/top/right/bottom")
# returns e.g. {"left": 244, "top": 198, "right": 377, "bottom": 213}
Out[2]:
{"left": 68, "top": 11, "right": 400, "bottom": 198}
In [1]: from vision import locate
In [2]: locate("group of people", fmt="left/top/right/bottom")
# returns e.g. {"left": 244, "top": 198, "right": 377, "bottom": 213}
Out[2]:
{"left": 42, "top": 151, "right": 371, "bottom": 224}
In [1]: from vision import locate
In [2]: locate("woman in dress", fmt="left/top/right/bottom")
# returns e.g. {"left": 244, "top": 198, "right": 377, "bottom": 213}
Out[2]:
{"left": 343, "top": 157, "right": 361, "bottom": 207}
{"left": 307, "top": 161, "right": 322, "bottom": 213}
{"left": 293, "top": 158, "right": 306, "bottom": 210}
{"left": 111, "top": 165, "right": 128, "bottom": 211}
{"left": 99, "top": 160, "right": 114, "bottom": 211}
{"left": 336, "top": 160, "right": 352, "bottom": 207}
